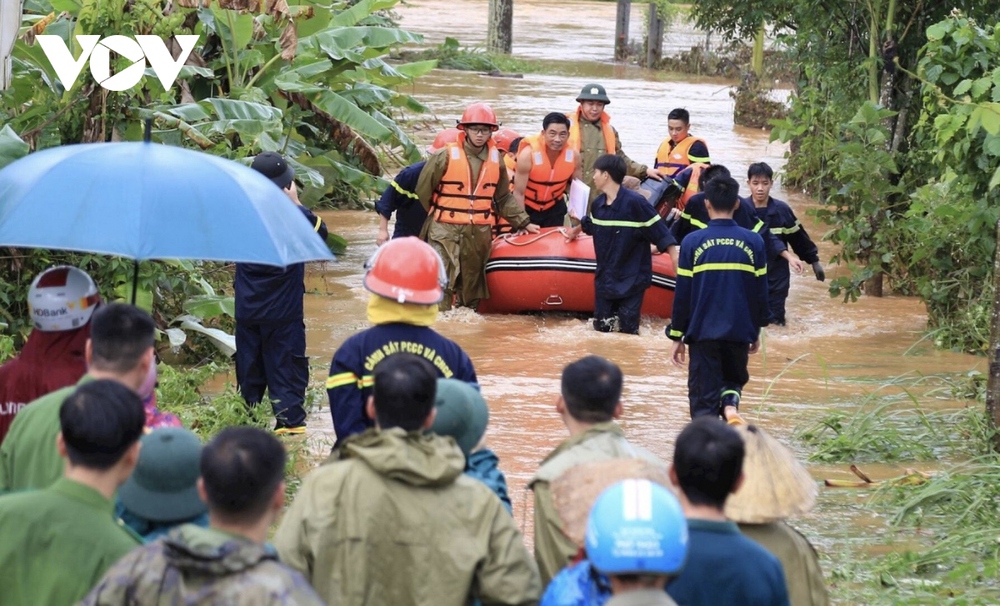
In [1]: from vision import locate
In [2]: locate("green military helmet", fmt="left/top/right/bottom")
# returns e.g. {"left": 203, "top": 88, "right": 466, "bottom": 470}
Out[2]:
{"left": 576, "top": 83, "right": 611, "bottom": 104}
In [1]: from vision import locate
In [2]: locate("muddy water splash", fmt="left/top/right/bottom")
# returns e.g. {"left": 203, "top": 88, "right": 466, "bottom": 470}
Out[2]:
{"left": 295, "top": 0, "right": 982, "bottom": 573}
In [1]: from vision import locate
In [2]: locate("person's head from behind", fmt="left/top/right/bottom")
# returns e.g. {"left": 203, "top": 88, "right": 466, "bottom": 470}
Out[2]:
{"left": 251, "top": 151, "right": 298, "bottom": 201}
{"left": 747, "top": 162, "right": 775, "bottom": 205}
{"left": 367, "top": 353, "right": 438, "bottom": 431}
{"left": 670, "top": 417, "right": 745, "bottom": 511}
{"left": 559, "top": 355, "right": 623, "bottom": 425}
{"left": 703, "top": 176, "right": 740, "bottom": 216}
{"left": 542, "top": 112, "right": 572, "bottom": 152}
{"left": 119, "top": 428, "right": 207, "bottom": 527}
{"left": 587, "top": 479, "right": 688, "bottom": 592}
{"left": 593, "top": 154, "right": 627, "bottom": 190}
{"left": 428, "top": 379, "right": 489, "bottom": 457}
{"left": 667, "top": 108, "right": 691, "bottom": 143}
{"left": 87, "top": 303, "right": 156, "bottom": 391}
{"left": 199, "top": 427, "right": 286, "bottom": 529}
{"left": 58, "top": 379, "right": 145, "bottom": 481}
{"left": 697, "top": 163, "right": 730, "bottom": 191}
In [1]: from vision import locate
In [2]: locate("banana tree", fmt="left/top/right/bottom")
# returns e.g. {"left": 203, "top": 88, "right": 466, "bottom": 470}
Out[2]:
{"left": 1, "top": 0, "right": 436, "bottom": 205}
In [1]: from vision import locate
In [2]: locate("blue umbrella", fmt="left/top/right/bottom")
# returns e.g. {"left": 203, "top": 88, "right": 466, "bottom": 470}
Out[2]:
{"left": 0, "top": 141, "right": 335, "bottom": 267}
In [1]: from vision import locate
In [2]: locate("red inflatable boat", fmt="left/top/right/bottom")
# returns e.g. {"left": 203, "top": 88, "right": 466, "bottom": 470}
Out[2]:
{"left": 477, "top": 227, "right": 675, "bottom": 318}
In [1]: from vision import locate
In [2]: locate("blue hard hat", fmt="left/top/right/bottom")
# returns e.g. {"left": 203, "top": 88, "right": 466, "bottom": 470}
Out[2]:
{"left": 585, "top": 479, "right": 688, "bottom": 576}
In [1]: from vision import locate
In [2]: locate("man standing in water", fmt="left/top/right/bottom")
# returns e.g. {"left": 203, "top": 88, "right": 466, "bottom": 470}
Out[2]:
{"left": 415, "top": 102, "right": 539, "bottom": 311}
{"left": 567, "top": 83, "right": 664, "bottom": 202}
{"left": 513, "top": 112, "right": 582, "bottom": 227}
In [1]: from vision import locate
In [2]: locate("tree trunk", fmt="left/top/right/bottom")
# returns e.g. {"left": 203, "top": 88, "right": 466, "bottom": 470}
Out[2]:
{"left": 986, "top": 218, "right": 1000, "bottom": 451}
{"left": 752, "top": 20, "right": 765, "bottom": 79}
{"left": 486, "top": 0, "right": 513, "bottom": 55}
{"left": 646, "top": 2, "right": 663, "bottom": 68}
{"left": 615, "top": 0, "right": 631, "bottom": 61}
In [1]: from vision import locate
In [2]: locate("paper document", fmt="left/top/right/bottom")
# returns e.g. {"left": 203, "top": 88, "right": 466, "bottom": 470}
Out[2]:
{"left": 567, "top": 179, "right": 590, "bottom": 220}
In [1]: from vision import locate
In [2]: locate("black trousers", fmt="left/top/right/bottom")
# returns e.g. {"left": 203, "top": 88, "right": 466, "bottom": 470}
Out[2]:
{"left": 768, "top": 258, "right": 791, "bottom": 325}
{"left": 687, "top": 340, "right": 750, "bottom": 419}
{"left": 235, "top": 319, "right": 309, "bottom": 428}
{"left": 594, "top": 291, "right": 645, "bottom": 335}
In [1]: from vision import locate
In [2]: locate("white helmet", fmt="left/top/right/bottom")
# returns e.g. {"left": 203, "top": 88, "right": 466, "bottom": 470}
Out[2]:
{"left": 28, "top": 266, "right": 101, "bottom": 332}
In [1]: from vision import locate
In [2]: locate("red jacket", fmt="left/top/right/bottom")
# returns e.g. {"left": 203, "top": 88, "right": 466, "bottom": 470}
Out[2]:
{"left": 0, "top": 326, "right": 90, "bottom": 445}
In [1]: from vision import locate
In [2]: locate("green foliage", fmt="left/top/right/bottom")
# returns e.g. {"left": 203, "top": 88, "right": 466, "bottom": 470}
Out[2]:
{"left": 1, "top": 0, "right": 433, "bottom": 207}
{"left": 404, "top": 37, "right": 542, "bottom": 74}
{"left": 815, "top": 102, "right": 906, "bottom": 302}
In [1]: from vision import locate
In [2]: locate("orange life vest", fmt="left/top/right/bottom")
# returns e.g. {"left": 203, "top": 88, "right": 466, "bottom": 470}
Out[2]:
{"left": 566, "top": 108, "right": 615, "bottom": 155}
{"left": 521, "top": 134, "right": 576, "bottom": 213}
{"left": 431, "top": 140, "right": 501, "bottom": 226}
{"left": 677, "top": 163, "right": 710, "bottom": 211}
{"left": 654, "top": 135, "right": 708, "bottom": 179}
{"left": 503, "top": 154, "right": 517, "bottom": 189}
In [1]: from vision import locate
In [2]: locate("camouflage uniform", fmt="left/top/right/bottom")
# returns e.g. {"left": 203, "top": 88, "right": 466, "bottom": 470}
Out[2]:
{"left": 81, "top": 524, "right": 325, "bottom": 605}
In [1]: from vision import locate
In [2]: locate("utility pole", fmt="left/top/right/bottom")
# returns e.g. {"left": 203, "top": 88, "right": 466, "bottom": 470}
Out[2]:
{"left": 1, "top": 0, "right": 23, "bottom": 90}
{"left": 615, "top": 0, "right": 631, "bottom": 61}
{"left": 487, "top": 0, "right": 513, "bottom": 55}
{"left": 646, "top": 2, "right": 663, "bottom": 68}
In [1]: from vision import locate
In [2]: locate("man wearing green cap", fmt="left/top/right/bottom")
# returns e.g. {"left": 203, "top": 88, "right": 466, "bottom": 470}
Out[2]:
{"left": 567, "top": 83, "right": 664, "bottom": 202}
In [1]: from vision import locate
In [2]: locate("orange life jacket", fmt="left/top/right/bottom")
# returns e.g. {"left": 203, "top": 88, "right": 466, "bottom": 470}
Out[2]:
{"left": 431, "top": 139, "right": 501, "bottom": 226}
{"left": 521, "top": 134, "right": 576, "bottom": 213}
{"left": 677, "top": 163, "right": 710, "bottom": 211}
{"left": 654, "top": 135, "right": 708, "bottom": 179}
{"left": 566, "top": 108, "right": 615, "bottom": 155}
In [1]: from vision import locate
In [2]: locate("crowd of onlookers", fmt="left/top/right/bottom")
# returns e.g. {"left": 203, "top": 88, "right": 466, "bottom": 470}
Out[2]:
{"left": 0, "top": 293, "right": 828, "bottom": 605}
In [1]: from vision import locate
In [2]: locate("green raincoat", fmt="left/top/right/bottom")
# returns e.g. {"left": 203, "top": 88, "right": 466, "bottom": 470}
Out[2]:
{"left": 274, "top": 427, "right": 541, "bottom": 606}
{"left": 81, "top": 524, "right": 325, "bottom": 605}
{"left": 0, "top": 477, "right": 141, "bottom": 605}
{"left": 529, "top": 422, "right": 664, "bottom": 585}
{"left": 739, "top": 521, "right": 830, "bottom": 606}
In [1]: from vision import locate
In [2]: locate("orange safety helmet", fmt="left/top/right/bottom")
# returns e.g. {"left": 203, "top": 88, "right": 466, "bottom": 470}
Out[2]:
{"left": 427, "top": 128, "right": 461, "bottom": 154}
{"left": 363, "top": 237, "right": 447, "bottom": 305}
{"left": 493, "top": 128, "right": 521, "bottom": 153}
{"left": 457, "top": 102, "right": 500, "bottom": 131}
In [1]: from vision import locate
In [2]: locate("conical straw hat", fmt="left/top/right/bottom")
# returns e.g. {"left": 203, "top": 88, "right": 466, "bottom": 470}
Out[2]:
{"left": 724, "top": 424, "right": 817, "bottom": 524}
{"left": 551, "top": 458, "right": 673, "bottom": 547}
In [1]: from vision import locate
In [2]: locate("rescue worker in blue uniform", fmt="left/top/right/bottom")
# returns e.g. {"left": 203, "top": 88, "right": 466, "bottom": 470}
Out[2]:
{"left": 669, "top": 164, "right": 786, "bottom": 273}
{"left": 567, "top": 154, "right": 676, "bottom": 334}
{"left": 376, "top": 129, "right": 460, "bottom": 246}
{"left": 746, "top": 162, "right": 825, "bottom": 326}
{"left": 235, "top": 152, "right": 328, "bottom": 436}
{"left": 668, "top": 175, "right": 769, "bottom": 424}
{"left": 326, "top": 237, "right": 477, "bottom": 445}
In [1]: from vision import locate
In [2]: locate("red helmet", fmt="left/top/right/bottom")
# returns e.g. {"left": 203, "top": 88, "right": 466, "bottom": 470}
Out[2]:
{"left": 427, "top": 128, "right": 461, "bottom": 154}
{"left": 457, "top": 102, "right": 500, "bottom": 131}
{"left": 493, "top": 128, "right": 521, "bottom": 153}
{"left": 364, "top": 237, "right": 446, "bottom": 305}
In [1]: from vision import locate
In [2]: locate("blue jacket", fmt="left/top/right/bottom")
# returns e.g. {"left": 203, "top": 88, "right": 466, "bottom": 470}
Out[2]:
{"left": 668, "top": 219, "right": 769, "bottom": 343}
{"left": 540, "top": 560, "right": 611, "bottom": 606}
{"left": 581, "top": 187, "right": 676, "bottom": 299}
{"left": 672, "top": 192, "right": 785, "bottom": 262}
{"left": 375, "top": 162, "right": 427, "bottom": 239}
{"left": 749, "top": 196, "right": 819, "bottom": 264}
{"left": 326, "top": 323, "right": 477, "bottom": 445}
{"left": 667, "top": 519, "right": 790, "bottom": 606}
{"left": 234, "top": 206, "right": 328, "bottom": 323}
{"left": 465, "top": 448, "right": 512, "bottom": 515}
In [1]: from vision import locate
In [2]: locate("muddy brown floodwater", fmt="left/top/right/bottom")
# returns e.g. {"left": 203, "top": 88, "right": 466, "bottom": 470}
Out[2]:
{"left": 289, "top": 0, "right": 983, "bottom": 601}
